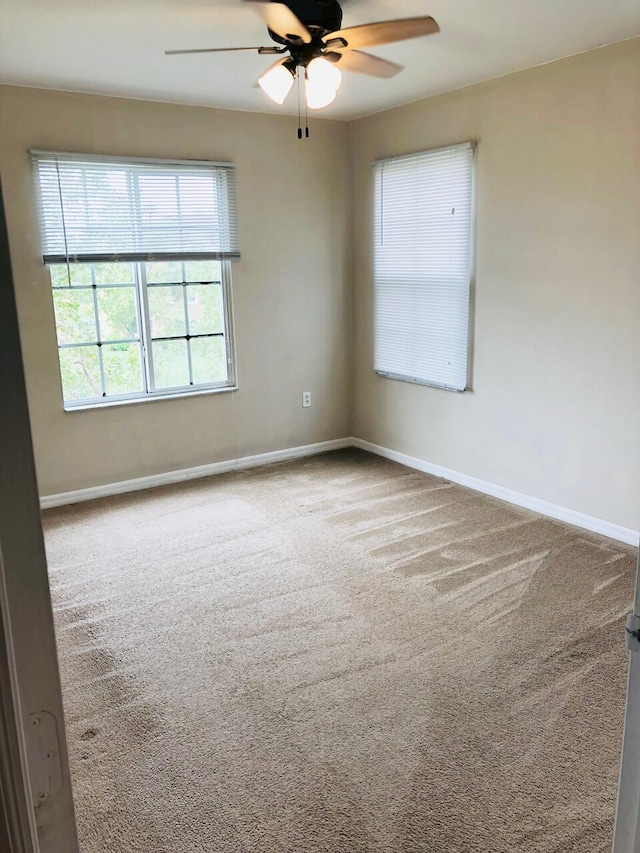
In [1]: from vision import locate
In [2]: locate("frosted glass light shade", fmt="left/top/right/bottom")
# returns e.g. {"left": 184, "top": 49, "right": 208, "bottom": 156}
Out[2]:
{"left": 305, "top": 57, "right": 342, "bottom": 110}
{"left": 305, "top": 80, "right": 338, "bottom": 110}
{"left": 306, "top": 57, "right": 342, "bottom": 91}
{"left": 258, "top": 64, "right": 295, "bottom": 105}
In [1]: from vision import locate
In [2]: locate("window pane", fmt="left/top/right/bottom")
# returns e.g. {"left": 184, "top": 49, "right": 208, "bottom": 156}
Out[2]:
{"left": 48, "top": 263, "right": 94, "bottom": 288}
{"left": 49, "top": 264, "right": 71, "bottom": 288}
{"left": 59, "top": 346, "right": 101, "bottom": 401}
{"left": 190, "top": 336, "right": 227, "bottom": 385}
{"left": 69, "top": 264, "right": 92, "bottom": 287}
{"left": 94, "top": 262, "right": 135, "bottom": 285}
{"left": 53, "top": 289, "right": 97, "bottom": 345}
{"left": 103, "top": 343, "right": 144, "bottom": 396}
{"left": 145, "top": 261, "right": 182, "bottom": 284}
{"left": 184, "top": 260, "right": 221, "bottom": 283}
{"left": 97, "top": 287, "right": 139, "bottom": 341}
{"left": 152, "top": 339, "right": 189, "bottom": 389}
{"left": 148, "top": 286, "right": 186, "bottom": 338}
{"left": 187, "top": 284, "right": 223, "bottom": 335}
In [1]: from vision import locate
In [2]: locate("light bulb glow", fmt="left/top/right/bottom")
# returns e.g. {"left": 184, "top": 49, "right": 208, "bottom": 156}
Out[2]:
{"left": 305, "top": 80, "right": 338, "bottom": 110}
{"left": 258, "top": 64, "right": 295, "bottom": 105}
{"left": 306, "top": 57, "right": 342, "bottom": 91}
{"left": 304, "top": 57, "right": 342, "bottom": 111}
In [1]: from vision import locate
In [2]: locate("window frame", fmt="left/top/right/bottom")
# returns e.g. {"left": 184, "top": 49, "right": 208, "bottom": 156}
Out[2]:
{"left": 372, "top": 140, "right": 476, "bottom": 393}
{"left": 31, "top": 149, "right": 240, "bottom": 411}
{"left": 50, "top": 259, "right": 237, "bottom": 411}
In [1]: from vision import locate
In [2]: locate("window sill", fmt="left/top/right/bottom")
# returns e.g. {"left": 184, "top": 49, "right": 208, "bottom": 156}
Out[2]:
{"left": 63, "top": 385, "right": 238, "bottom": 413}
{"left": 375, "top": 370, "right": 466, "bottom": 392}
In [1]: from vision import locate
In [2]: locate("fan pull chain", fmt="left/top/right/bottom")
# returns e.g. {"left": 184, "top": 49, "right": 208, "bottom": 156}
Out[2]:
{"left": 297, "top": 67, "right": 302, "bottom": 140}
{"left": 292, "top": 66, "right": 309, "bottom": 140}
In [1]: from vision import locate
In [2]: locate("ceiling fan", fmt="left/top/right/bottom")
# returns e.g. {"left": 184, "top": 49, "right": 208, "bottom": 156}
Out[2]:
{"left": 165, "top": 0, "right": 440, "bottom": 115}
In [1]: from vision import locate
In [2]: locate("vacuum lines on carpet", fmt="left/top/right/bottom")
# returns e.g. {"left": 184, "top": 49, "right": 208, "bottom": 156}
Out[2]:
{"left": 44, "top": 449, "right": 635, "bottom": 852}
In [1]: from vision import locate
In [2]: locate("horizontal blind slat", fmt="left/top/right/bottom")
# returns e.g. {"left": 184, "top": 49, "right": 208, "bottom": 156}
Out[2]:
{"left": 31, "top": 153, "right": 240, "bottom": 263}
{"left": 373, "top": 144, "right": 474, "bottom": 392}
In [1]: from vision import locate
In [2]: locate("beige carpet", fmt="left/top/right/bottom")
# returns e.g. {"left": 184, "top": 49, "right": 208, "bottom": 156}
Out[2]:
{"left": 44, "top": 449, "right": 636, "bottom": 853}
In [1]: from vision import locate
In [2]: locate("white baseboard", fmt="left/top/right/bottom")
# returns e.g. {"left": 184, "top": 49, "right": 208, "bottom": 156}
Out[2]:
{"left": 352, "top": 437, "right": 639, "bottom": 547}
{"left": 41, "top": 435, "right": 639, "bottom": 547}
{"left": 40, "top": 438, "right": 353, "bottom": 510}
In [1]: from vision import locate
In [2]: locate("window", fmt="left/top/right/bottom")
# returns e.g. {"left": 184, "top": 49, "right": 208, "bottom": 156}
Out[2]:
{"left": 49, "top": 259, "right": 232, "bottom": 404}
{"left": 373, "top": 142, "right": 475, "bottom": 392}
{"left": 32, "top": 152, "right": 239, "bottom": 408}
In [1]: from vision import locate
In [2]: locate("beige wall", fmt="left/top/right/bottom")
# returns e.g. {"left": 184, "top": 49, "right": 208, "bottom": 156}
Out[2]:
{"left": 349, "top": 38, "right": 640, "bottom": 531}
{"left": 1, "top": 38, "right": 638, "bottom": 529}
{"left": 0, "top": 87, "right": 352, "bottom": 496}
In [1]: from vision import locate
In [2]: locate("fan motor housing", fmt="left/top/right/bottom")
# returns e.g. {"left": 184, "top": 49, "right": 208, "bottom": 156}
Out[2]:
{"left": 268, "top": 0, "right": 343, "bottom": 43}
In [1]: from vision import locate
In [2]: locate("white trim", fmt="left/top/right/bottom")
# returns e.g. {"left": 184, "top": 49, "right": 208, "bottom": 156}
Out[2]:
{"left": 373, "top": 139, "right": 476, "bottom": 167}
{"left": 40, "top": 435, "right": 640, "bottom": 547}
{"left": 0, "top": 546, "right": 41, "bottom": 852}
{"left": 64, "top": 384, "right": 237, "bottom": 412}
{"left": 39, "top": 438, "right": 353, "bottom": 509}
{"left": 29, "top": 149, "right": 234, "bottom": 170}
{"left": 352, "top": 438, "right": 640, "bottom": 547}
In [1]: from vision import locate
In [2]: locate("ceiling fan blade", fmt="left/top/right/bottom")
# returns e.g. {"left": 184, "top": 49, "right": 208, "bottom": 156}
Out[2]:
{"left": 325, "top": 16, "right": 439, "bottom": 51}
{"left": 165, "top": 46, "right": 282, "bottom": 55}
{"left": 246, "top": 1, "right": 312, "bottom": 44}
{"left": 332, "top": 49, "right": 403, "bottom": 79}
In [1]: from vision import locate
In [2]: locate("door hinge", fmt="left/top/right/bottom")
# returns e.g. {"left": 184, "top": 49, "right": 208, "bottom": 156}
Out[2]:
{"left": 625, "top": 613, "right": 640, "bottom": 654}
{"left": 26, "top": 711, "right": 63, "bottom": 811}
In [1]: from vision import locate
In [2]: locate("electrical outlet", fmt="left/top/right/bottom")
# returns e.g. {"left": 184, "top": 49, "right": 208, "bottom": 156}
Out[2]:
{"left": 302, "top": 391, "right": 311, "bottom": 408}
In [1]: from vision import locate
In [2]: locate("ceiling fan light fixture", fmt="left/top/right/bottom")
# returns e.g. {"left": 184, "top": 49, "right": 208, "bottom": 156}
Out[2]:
{"left": 258, "top": 62, "right": 295, "bottom": 104}
{"left": 166, "top": 4, "right": 441, "bottom": 124}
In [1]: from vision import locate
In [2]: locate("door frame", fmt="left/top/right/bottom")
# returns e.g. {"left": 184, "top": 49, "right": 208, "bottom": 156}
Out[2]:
{"left": 0, "top": 177, "right": 79, "bottom": 852}
{"left": 613, "top": 550, "right": 640, "bottom": 853}
{"left": 0, "top": 545, "right": 40, "bottom": 853}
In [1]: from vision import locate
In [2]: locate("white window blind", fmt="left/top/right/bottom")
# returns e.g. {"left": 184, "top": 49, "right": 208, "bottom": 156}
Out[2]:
{"left": 31, "top": 151, "right": 240, "bottom": 264}
{"left": 373, "top": 141, "right": 475, "bottom": 392}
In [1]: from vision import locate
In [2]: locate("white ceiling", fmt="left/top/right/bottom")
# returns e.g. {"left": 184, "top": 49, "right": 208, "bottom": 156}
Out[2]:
{"left": 1, "top": 0, "right": 639, "bottom": 120}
